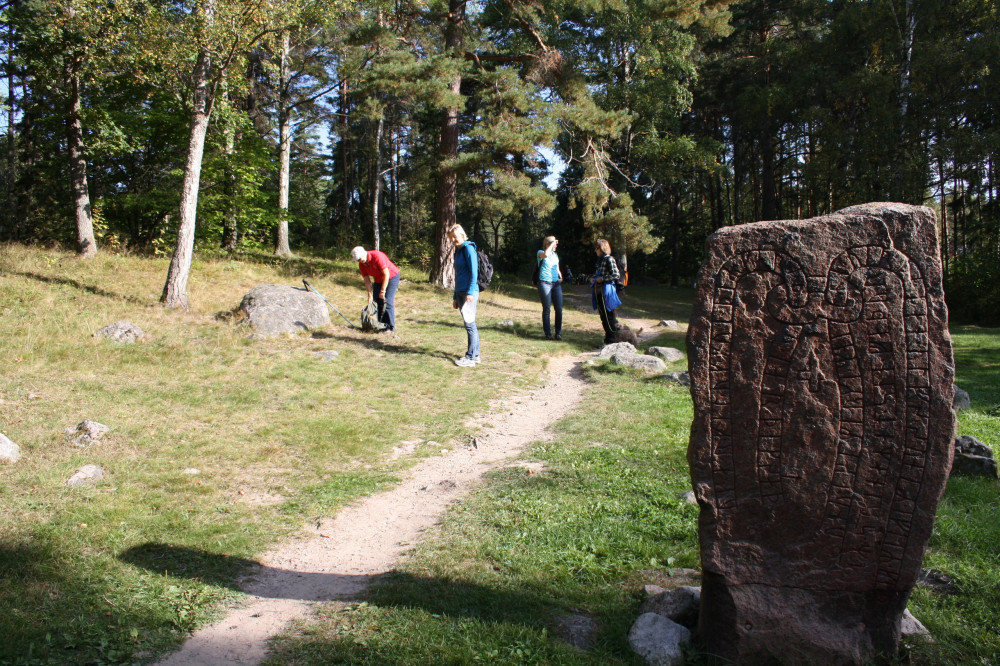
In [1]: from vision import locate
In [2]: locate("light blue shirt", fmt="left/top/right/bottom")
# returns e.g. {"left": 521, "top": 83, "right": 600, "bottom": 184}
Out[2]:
{"left": 536, "top": 250, "right": 560, "bottom": 282}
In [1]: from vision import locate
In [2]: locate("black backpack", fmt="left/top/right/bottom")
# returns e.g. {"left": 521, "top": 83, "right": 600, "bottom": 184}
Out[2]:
{"left": 477, "top": 247, "right": 494, "bottom": 291}
{"left": 360, "top": 301, "right": 386, "bottom": 332}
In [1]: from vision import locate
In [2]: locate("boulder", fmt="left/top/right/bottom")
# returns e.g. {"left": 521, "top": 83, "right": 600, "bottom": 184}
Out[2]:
{"left": 0, "top": 433, "right": 21, "bottom": 463}
{"left": 313, "top": 350, "right": 340, "bottom": 361}
{"left": 67, "top": 464, "right": 105, "bottom": 487}
{"left": 647, "top": 347, "right": 685, "bottom": 363}
{"left": 236, "top": 284, "right": 330, "bottom": 338}
{"left": 610, "top": 352, "right": 667, "bottom": 373}
{"left": 65, "top": 420, "right": 109, "bottom": 448}
{"left": 94, "top": 321, "right": 144, "bottom": 343}
{"left": 628, "top": 613, "right": 691, "bottom": 666}
{"left": 598, "top": 341, "right": 636, "bottom": 358}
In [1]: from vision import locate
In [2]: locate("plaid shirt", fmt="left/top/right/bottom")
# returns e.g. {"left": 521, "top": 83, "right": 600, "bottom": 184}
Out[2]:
{"left": 594, "top": 253, "right": 620, "bottom": 283}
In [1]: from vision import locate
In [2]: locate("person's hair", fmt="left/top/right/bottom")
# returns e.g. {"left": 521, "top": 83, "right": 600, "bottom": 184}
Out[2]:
{"left": 542, "top": 236, "right": 557, "bottom": 252}
{"left": 447, "top": 224, "right": 467, "bottom": 242}
{"left": 595, "top": 238, "right": 612, "bottom": 255}
{"left": 350, "top": 246, "right": 367, "bottom": 262}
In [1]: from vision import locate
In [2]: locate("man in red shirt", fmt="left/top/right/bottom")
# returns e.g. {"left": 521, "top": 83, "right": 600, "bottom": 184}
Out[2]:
{"left": 351, "top": 246, "right": 400, "bottom": 331}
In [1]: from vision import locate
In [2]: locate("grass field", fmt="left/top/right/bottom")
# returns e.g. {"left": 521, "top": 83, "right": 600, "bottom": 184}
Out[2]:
{"left": 1, "top": 243, "right": 998, "bottom": 665}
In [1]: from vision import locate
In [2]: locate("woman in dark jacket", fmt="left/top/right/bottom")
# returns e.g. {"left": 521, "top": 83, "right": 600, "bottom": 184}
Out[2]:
{"left": 592, "top": 238, "right": 621, "bottom": 345}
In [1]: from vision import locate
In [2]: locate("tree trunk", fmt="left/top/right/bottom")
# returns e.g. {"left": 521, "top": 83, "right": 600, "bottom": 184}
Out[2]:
{"left": 275, "top": 30, "right": 292, "bottom": 257}
{"left": 66, "top": 58, "right": 96, "bottom": 258}
{"left": 162, "top": 4, "right": 215, "bottom": 309}
{"left": 4, "top": 9, "right": 15, "bottom": 240}
{"left": 429, "top": 0, "right": 465, "bottom": 288}
{"left": 221, "top": 115, "right": 239, "bottom": 250}
{"left": 371, "top": 115, "right": 384, "bottom": 251}
{"left": 339, "top": 79, "right": 352, "bottom": 242}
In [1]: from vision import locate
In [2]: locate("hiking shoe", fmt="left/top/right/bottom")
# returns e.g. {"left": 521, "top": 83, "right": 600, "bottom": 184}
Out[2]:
{"left": 454, "top": 356, "right": 477, "bottom": 367}
{"left": 554, "top": 334, "right": 562, "bottom": 341}
{"left": 472, "top": 355, "right": 482, "bottom": 364}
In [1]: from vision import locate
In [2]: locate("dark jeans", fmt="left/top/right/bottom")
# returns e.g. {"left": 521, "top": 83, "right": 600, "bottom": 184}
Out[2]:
{"left": 594, "top": 283, "right": 619, "bottom": 343}
{"left": 373, "top": 273, "right": 400, "bottom": 330}
{"left": 537, "top": 281, "right": 563, "bottom": 337}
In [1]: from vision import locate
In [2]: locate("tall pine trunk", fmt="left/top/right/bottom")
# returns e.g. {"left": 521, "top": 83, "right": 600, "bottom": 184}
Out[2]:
{"left": 162, "top": 1, "right": 215, "bottom": 308}
{"left": 429, "top": 0, "right": 465, "bottom": 288}
{"left": 66, "top": 58, "right": 96, "bottom": 258}
{"left": 275, "top": 30, "right": 292, "bottom": 257}
{"left": 371, "top": 115, "right": 384, "bottom": 251}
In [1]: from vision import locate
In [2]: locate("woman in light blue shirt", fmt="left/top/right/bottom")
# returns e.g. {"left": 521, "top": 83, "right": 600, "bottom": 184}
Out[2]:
{"left": 535, "top": 235, "right": 564, "bottom": 340}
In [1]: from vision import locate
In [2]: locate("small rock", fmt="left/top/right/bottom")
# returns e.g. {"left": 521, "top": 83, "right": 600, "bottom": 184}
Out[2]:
{"left": 556, "top": 613, "right": 599, "bottom": 650}
{"left": 955, "top": 435, "right": 994, "bottom": 458}
{"left": 497, "top": 320, "right": 515, "bottom": 327}
{"left": 639, "top": 586, "right": 701, "bottom": 628}
{"left": 313, "top": 350, "right": 340, "bottom": 361}
{"left": 679, "top": 490, "right": 697, "bottom": 505}
{"left": 67, "top": 464, "right": 105, "bottom": 487}
{"left": 953, "top": 386, "right": 970, "bottom": 411}
{"left": 647, "top": 347, "right": 685, "bottom": 363}
{"left": 0, "top": 433, "right": 21, "bottom": 463}
{"left": 183, "top": 468, "right": 200, "bottom": 475}
{"left": 644, "top": 584, "right": 667, "bottom": 597}
{"left": 660, "top": 371, "right": 690, "bottom": 386}
{"left": 628, "top": 612, "right": 691, "bottom": 666}
{"left": 94, "top": 321, "right": 144, "bottom": 343}
{"left": 951, "top": 453, "right": 998, "bottom": 478}
{"left": 659, "top": 320, "right": 680, "bottom": 329}
{"left": 598, "top": 342, "right": 637, "bottom": 358}
{"left": 900, "top": 609, "right": 932, "bottom": 641}
{"left": 65, "top": 420, "right": 109, "bottom": 448}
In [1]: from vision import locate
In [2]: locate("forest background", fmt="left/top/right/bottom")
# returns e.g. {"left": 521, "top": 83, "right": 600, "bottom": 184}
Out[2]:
{"left": 1, "top": 0, "right": 998, "bottom": 321}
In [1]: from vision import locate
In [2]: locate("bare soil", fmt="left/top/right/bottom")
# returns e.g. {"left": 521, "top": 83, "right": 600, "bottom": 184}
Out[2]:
{"left": 156, "top": 353, "right": 593, "bottom": 665}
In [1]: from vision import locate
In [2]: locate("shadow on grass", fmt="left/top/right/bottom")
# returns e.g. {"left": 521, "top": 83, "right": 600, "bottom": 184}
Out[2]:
{"left": 0, "top": 540, "right": 186, "bottom": 664}
{"left": 9, "top": 270, "right": 148, "bottom": 305}
{"left": 118, "top": 544, "right": 555, "bottom": 620}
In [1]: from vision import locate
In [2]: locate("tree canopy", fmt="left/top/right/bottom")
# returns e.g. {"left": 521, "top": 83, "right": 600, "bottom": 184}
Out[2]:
{"left": 1, "top": 0, "right": 997, "bottom": 320}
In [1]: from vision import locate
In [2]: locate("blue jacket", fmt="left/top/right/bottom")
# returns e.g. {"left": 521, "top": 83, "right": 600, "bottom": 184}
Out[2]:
{"left": 453, "top": 241, "right": 479, "bottom": 297}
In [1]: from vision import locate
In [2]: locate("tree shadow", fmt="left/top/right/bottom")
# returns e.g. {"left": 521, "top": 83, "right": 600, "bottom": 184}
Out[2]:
{"left": 9, "top": 270, "right": 147, "bottom": 305}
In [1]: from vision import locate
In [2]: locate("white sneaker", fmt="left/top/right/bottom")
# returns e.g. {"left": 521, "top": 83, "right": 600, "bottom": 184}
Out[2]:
{"left": 454, "top": 357, "right": 477, "bottom": 367}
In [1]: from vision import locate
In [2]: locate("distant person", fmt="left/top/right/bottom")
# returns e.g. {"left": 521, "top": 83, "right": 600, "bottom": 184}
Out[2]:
{"left": 351, "top": 246, "right": 400, "bottom": 332}
{"left": 448, "top": 224, "right": 480, "bottom": 367}
{"left": 535, "top": 236, "right": 563, "bottom": 340}
{"left": 591, "top": 238, "right": 622, "bottom": 345}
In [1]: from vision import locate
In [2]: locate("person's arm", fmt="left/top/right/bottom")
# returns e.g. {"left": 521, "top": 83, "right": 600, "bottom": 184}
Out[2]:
{"left": 363, "top": 274, "right": 373, "bottom": 301}
{"left": 380, "top": 268, "right": 390, "bottom": 297}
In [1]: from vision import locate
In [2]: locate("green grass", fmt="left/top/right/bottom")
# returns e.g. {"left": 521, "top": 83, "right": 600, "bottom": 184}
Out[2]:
{"left": 2, "top": 243, "right": 998, "bottom": 665}
{"left": 265, "top": 354, "right": 697, "bottom": 665}
{"left": 0, "top": 243, "right": 632, "bottom": 665}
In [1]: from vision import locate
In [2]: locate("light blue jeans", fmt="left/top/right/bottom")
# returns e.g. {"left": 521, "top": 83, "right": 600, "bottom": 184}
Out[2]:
{"left": 458, "top": 291, "right": 480, "bottom": 359}
{"left": 537, "top": 281, "right": 563, "bottom": 337}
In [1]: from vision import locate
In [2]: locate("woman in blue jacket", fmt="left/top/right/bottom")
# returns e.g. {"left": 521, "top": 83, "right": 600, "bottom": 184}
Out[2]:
{"left": 535, "top": 235, "right": 564, "bottom": 340}
{"left": 448, "top": 224, "right": 480, "bottom": 367}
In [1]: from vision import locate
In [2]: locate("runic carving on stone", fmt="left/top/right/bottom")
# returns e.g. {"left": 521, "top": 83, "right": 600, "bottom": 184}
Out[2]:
{"left": 687, "top": 203, "right": 955, "bottom": 665}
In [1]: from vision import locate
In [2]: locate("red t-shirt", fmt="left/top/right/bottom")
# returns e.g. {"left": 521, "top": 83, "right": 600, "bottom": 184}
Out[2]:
{"left": 359, "top": 250, "right": 400, "bottom": 281}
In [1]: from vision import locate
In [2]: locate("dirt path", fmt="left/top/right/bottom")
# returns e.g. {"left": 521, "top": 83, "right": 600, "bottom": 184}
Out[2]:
{"left": 156, "top": 353, "right": 592, "bottom": 665}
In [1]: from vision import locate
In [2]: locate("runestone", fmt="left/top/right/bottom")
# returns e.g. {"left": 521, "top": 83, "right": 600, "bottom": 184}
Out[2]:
{"left": 687, "top": 203, "right": 955, "bottom": 664}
